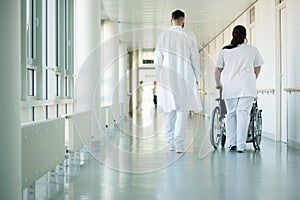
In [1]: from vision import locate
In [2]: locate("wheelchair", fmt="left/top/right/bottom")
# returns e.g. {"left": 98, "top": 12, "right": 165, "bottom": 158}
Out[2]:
{"left": 210, "top": 88, "right": 262, "bottom": 150}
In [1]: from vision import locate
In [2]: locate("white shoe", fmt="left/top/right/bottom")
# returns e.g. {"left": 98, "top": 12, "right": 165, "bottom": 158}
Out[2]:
{"left": 176, "top": 148, "right": 184, "bottom": 153}
{"left": 168, "top": 144, "right": 175, "bottom": 151}
{"left": 237, "top": 149, "right": 244, "bottom": 153}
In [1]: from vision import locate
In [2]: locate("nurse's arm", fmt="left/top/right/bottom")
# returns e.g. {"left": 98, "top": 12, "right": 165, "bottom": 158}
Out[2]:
{"left": 254, "top": 66, "right": 261, "bottom": 79}
{"left": 215, "top": 67, "right": 223, "bottom": 89}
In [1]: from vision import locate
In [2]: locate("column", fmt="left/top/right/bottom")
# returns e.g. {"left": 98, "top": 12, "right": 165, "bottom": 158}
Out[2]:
{"left": 74, "top": 0, "right": 101, "bottom": 139}
{"left": 101, "top": 20, "right": 119, "bottom": 124}
{"left": 0, "top": 1, "right": 22, "bottom": 199}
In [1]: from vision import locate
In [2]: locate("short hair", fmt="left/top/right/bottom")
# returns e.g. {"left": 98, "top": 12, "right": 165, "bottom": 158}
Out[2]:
{"left": 172, "top": 10, "right": 185, "bottom": 20}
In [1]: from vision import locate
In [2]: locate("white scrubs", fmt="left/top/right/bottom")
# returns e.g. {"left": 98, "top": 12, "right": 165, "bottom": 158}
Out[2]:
{"left": 154, "top": 26, "right": 202, "bottom": 150}
{"left": 215, "top": 43, "right": 264, "bottom": 150}
{"left": 137, "top": 84, "right": 143, "bottom": 110}
{"left": 165, "top": 111, "right": 187, "bottom": 150}
{"left": 225, "top": 97, "right": 253, "bottom": 150}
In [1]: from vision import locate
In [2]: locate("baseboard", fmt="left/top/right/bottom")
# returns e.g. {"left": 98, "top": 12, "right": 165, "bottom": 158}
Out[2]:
{"left": 262, "top": 131, "right": 275, "bottom": 141}
{"left": 288, "top": 139, "right": 300, "bottom": 150}
{"left": 262, "top": 131, "right": 300, "bottom": 150}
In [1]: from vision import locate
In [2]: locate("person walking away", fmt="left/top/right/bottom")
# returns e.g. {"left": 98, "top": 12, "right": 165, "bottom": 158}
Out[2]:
{"left": 215, "top": 25, "right": 264, "bottom": 153}
{"left": 137, "top": 81, "right": 144, "bottom": 110}
{"left": 152, "top": 81, "right": 158, "bottom": 109}
{"left": 154, "top": 10, "right": 202, "bottom": 153}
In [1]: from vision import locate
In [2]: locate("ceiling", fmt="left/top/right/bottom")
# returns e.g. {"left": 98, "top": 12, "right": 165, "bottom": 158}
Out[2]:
{"left": 101, "top": 0, "right": 258, "bottom": 50}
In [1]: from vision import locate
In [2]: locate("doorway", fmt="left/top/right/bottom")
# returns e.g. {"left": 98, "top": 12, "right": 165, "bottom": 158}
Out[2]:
{"left": 276, "top": 4, "right": 287, "bottom": 143}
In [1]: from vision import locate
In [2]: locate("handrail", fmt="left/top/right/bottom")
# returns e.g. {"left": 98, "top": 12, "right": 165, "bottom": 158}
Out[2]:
{"left": 257, "top": 88, "right": 275, "bottom": 94}
{"left": 21, "top": 98, "right": 74, "bottom": 108}
{"left": 283, "top": 87, "right": 300, "bottom": 94}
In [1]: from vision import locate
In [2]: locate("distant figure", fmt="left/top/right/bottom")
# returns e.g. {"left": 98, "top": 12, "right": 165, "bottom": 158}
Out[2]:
{"left": 215, "top": 25, "right": 264, "bottom": 153}
{"left": 152, "top": 81, "right": 157, "bottom": 109}
{"left": 136, "top": 80, "right": 144, "bottom": 110}
{"left": 154, "top": 9, "right": 202, "bottom": 153}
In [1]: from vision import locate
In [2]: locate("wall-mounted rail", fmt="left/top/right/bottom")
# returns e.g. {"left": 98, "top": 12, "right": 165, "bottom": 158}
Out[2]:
{"left": 257, "top": 88, "right": 275, "bottom": 95}
{"left": 283, "top": 87, "right": 300, "bottom": 94}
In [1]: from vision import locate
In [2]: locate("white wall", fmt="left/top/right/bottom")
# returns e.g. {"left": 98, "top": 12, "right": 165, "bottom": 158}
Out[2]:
{"left": 286, "top": 0, "right": 300, "bottom": 147}
{"left": 255, "top": 0, "right": 276, "bottom": 139}
{"left": 201, "top": 0, "right": 300, "bottom": 148}
{"left": 119, "top": 42, "right": 129, "bottom": 117}
{"left": 99, "top": 20, "right": 120, "bottom": 128}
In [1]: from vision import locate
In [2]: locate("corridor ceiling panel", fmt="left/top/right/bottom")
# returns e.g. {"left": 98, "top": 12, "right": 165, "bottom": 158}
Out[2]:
{"left": 101, "top": 0, "right": 257, "bottom": 50}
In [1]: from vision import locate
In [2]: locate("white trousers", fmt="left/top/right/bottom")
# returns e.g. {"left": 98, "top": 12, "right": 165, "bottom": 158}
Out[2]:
{"left": 225, "top": 97, "right": 254, "bottom": 150}
{"left": 165, "top": 111, "right": 187, "bottom": 149}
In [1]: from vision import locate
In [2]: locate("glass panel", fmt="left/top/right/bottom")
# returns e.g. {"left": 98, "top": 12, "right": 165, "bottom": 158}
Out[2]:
{"left": 46, "top": 0, "right": 57, "bottom": 67}
{"left": 26, "top": 0, "right": 36, "bottom": 63}
{"left": 65, "top": 0, "right": 69, "bottom": 70}
{"left": 250, "top": 7, "right": 255, "bottom": 24}
{"left": 56, "top": 0, "right": 60, "bottom": 67}
{"left": 46, "top": 105, "right": 48, "bottom": 119}
{"left": 56, "top": 74, "right": 60, "bottom": 96}
{"left": 27, "top": 69, "right": 35, "bottom": 96}
{"left": 56, "top": 104, "right": 59, "bottom": 117}
{"left": 65, "top": 77, "right": 68, "bottom": 97}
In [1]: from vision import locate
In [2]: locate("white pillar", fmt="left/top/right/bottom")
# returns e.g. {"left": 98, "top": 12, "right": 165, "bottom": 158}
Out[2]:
{"left": 0, "top": 1, "right": 22, "bottom": 199}
{"left": 119, "top": 42, "right": 129, "bottom": 117}
{"left": 101, "top": 20, "right": 119, "bottom": 123}
{"left": 131, "top": 50, "right": 139, "bottom": 111}
{"left": 74, "top": 0, "right": 101, "bottom": 139}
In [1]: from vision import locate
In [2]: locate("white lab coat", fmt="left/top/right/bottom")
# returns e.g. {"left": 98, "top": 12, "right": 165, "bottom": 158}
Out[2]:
{"left": 215, "top": 43, "right": 264, "bottom": 99}
{"left": 154, "top": 26, "right": 202, "bottom": 112}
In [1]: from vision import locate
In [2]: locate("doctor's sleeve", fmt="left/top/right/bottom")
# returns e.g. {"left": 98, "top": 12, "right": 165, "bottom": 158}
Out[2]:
{"left": 154, "top": 49, "right": 163, "bottom": 67}
{"left": 190, "top": 34, "right": 200, "bottom": 81}
{"left": 154, "top": 34, "right": 164, "bottom": 67}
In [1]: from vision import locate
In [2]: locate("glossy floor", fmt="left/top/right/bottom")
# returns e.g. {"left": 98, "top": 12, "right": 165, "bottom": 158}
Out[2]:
{"left": 29, "top": 111, "right": 300, "bottom": 200}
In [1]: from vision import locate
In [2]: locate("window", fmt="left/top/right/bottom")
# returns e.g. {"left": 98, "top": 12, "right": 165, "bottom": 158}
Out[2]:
{"left": 26, "top": 0, "right": 36, "bottom": 65}
{"left": 27, "top": 68, "right": 36, "bottom": 96}
{"left": 56, "top": 74, "right": 60, "bottom": 96}
{"left": 65, "top": 0, "right": 69, "bottom": 70}
{"left": 56, "top": 0, "right": 60, "bottom": 68}
{"left": 21, "top": 0, "right": 74, "bottom": 122}
{"left": 250, "top": 7, "right": 255, "bottom": 24}
{"left": 65, "top": 77, "right": 69, "bottom": 97}
{"left": 46, "top": 0, "right": 59, "bottom": 67}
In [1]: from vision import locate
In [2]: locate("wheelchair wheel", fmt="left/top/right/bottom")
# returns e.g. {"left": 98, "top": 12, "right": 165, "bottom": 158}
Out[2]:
{"left": 252, "top": 110, "right": 262, "bottom": 150}
{"left": 210, "top": 106, "right": 222, "bottom": 149}
{"left": 220, "top": 133, "right": 226, "bottom": 148}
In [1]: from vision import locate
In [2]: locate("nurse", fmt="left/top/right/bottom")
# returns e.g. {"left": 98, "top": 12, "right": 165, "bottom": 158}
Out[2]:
{"left": 154, "top": 10, "right": 202, "bottom": 153}
{"left": 215, "top": 25, "right": 264, "bottom": 153}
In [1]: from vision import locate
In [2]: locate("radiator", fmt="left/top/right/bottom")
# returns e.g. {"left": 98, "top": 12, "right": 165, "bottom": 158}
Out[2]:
{"left": 21, "top": 118, "right": 65, "bottom": 189}
{"left": 67, "top": 111, "right": 91, "bottom": 152}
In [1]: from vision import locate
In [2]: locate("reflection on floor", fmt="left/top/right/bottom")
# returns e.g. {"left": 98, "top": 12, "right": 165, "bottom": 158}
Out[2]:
{"left": 26, "top": 111, "right": 300, "bottom": 200}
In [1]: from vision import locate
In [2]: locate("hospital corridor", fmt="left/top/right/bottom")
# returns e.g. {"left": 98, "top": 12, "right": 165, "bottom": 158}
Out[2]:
{"left": 1, "top": 0, "right": 300, "bottom": 199}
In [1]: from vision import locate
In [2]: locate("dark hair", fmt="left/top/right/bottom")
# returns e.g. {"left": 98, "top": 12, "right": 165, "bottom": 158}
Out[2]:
{"left": 172, "top": 10, "right": 185, "bottom": 20}
{"left": 223, "top": 25, "right": 247, "bottom": 49}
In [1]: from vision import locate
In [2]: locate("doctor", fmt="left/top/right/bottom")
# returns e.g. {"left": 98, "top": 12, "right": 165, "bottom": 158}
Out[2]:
{"left": 215, "top": 25, "right": 264, "bottom": 153}
{"left": 154, "top": 10, "right": 202, "bottom": 153}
